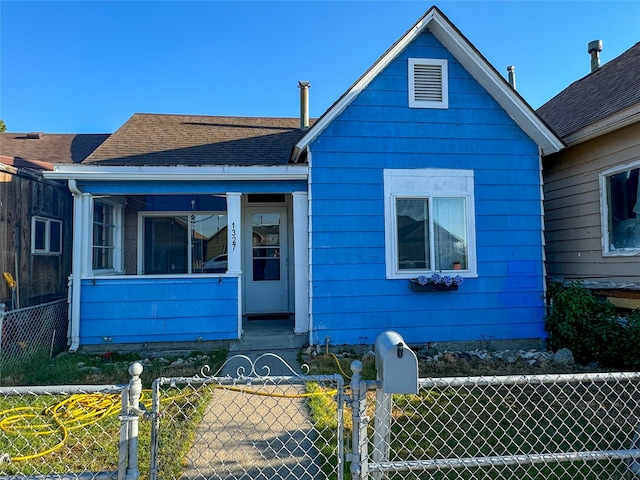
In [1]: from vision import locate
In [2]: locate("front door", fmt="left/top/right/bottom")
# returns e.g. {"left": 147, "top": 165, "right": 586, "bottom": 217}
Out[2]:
{"left": 243, "top": 207, "right": 289, "bottom": 314}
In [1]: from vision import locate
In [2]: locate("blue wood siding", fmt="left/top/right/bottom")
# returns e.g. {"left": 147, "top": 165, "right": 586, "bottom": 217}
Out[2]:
{"left": 79, "top": 276, "right": 238, "bottom": 344}
{"left": 309, "top": 31, "right": 545, "bottom": 345}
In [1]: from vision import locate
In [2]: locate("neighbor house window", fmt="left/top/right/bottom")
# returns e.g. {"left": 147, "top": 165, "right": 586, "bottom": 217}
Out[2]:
{"left": 31, "top": 216, "right": 62, "bottom": 255}
{"left": 140, "top": 213, "right": 228, "bottom": 274}
{"left": 601, "top": 161, "right": 640, "bottom": 255}
{"left": 92, "top": 200, "right": 123, "bottom": 272}
{"left": 384, "top": 169, "right": 476, "bottom": 278}
{"left": 408, "top": 58, "right": 448, "bottom": 109}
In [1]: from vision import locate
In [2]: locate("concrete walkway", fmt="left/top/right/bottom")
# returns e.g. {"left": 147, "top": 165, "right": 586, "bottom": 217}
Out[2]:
{"left": 179, "top": 349, "right": 326, "bottom": 480}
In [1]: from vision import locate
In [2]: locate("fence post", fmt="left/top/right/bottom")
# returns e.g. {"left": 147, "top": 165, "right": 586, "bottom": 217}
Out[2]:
{"left": 125, "top": 362, "right": 144, "bottom": 480}
{"left": 350, "top": 360, "right": 369, "bottom": 480}
{"left": 118, "top": 381, "right": 130, "bottom": 480}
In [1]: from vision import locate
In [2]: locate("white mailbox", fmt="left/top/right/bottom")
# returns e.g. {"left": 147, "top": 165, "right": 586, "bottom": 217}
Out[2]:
{"left": 375, "top": 331, "right": 418, "bottom": 394}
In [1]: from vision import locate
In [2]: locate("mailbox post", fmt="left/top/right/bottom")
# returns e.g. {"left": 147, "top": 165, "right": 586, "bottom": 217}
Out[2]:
{"left": 372, "top": 331, "right": 418, "bottom": 479}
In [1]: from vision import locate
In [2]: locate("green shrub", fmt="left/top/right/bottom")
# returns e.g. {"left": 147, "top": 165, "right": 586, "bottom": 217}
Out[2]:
{"left": 545, "top": 281, "right": 640, "bottom": 369}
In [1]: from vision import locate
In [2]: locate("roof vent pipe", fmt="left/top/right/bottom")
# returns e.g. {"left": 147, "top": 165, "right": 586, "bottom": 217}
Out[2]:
{"left": 507, "top": 65, "right": 516, "bottom": 90}
{"left": 588, "top": 40, "right": 603, "bottom": 72}
{"left": 298, "top": 80, "right": 310, "bottom": 130}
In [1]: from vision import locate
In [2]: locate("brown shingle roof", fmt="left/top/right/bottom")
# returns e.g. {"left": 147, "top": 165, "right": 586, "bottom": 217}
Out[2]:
{"left": 0, "top": 133, "right": 109, "bottom": 167}
{"left": 84, "top": 114, "right": 311, "bottom": 166}
{"left": 537, "top": 42, "right": 640, "bottom": 139}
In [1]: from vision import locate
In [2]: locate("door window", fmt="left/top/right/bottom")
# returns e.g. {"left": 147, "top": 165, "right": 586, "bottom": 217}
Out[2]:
{"left": 251, "top": 213, "right": 281, "bottom": 281}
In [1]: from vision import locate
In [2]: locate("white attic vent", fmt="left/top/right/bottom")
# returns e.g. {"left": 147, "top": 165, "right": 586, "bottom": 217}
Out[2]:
{"left": 409, "top": 58, "right": 448, "bottom": 109}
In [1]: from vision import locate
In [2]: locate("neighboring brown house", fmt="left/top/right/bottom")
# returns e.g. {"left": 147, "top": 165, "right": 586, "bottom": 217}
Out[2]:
{"left": 538, "top": 42, "right": 640, "bottom": 309}
{"left": 0, "top": 133, "right": 108, "bottom": 308}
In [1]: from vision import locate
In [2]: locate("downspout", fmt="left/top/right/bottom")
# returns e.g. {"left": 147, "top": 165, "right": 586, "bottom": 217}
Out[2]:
{"left": 68, "top": 179, "right": 85, "bottom": 352}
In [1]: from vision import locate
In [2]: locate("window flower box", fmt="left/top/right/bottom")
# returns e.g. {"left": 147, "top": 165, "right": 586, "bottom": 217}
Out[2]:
{"left": 409, "top": 273, "right": 463, "bottom": 292}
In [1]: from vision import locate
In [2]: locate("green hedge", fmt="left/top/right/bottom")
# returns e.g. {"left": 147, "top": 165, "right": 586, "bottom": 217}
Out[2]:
{"left": 545, "top": 282, "right": 640, "bottom": 370}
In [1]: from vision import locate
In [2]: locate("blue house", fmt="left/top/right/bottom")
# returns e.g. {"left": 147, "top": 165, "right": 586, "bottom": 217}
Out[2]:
{"left": 45, "top": 7, "right": 562, "bottom": 351}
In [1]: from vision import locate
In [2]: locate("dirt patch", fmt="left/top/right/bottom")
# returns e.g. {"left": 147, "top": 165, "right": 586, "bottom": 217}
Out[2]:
{"left": 302, "top": 348, "right": 616, "bottom": 380}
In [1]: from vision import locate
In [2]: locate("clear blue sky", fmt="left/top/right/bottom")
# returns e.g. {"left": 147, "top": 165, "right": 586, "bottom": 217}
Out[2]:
{"left": 1, "top": 1, "right": 638, "bottom": 134}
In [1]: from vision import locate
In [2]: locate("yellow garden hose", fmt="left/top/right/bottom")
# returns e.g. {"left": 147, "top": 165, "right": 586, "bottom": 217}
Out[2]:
{"left": 0, "top": 384, "right": 336, "bottom": 463}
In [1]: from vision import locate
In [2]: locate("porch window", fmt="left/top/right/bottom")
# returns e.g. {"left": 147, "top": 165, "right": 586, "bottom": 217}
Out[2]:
{"left": 31, "top": 216, "right": 62, "bottom": 255}
{"left": 141, "top": 213, "right": 227, "bottom": 274}
{"left": 93, "top": 200, "right": 122, "bottom": 272}
{"left": 384, "top": 169, "right": 477, "bottom": 279}
{"left": 601, "top": 161, "right": 640, "bottom": 255}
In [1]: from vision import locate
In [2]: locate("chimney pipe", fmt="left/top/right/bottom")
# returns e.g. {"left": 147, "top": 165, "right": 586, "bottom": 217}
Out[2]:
{"left": 588, "top": 40, "right": 602, "bottom": 72}
{"left": 298, "top": 80, "right": 310, "bottom": 130}
{"left": 507, "top": 65, "right": 516, "bottom": 90}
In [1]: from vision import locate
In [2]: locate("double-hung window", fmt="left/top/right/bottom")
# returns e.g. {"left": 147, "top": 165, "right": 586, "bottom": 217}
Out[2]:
{"left": 31, "top": 216, "right": 62, "bottom": 255}
{"left": 384, "top": 169, "right": 476, "bottom": 278}
{"left": 140, "top": 212, "right": 228, "bottom": 275}
{"left": 92, "top": 200, "right": 122, "bottom": 272}
{"left": 600, "top": 160, "right": 640, "bottom": 255}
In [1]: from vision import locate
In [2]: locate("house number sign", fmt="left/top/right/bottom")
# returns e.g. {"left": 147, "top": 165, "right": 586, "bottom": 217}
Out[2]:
{"left": 231, "top": 222, "right": 237, "bottom": 251}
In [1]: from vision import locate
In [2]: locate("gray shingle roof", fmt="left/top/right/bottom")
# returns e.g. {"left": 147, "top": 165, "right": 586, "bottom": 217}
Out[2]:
{"left": 83, "top": 114, "right": 310, "bottom": 166}
{"left": 537, "top": 42, "right": 640, "bottom": 139}
{"left": 0, "top": 133, "right": 109, "bottom": 166}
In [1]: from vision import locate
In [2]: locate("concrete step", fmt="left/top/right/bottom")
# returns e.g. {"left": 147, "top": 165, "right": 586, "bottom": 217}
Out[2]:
{"left": 229, "top": 319, "right": 306, "bottom": 352}
{"left": 229, "top": 332, "right": 307, "bottom": 352}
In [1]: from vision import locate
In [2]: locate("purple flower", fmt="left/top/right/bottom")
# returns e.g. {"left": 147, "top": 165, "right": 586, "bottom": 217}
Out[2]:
{"left": 453, "top": 275, "right": 464, "bottom": 286}
{"left": 443, "top": 275, "right": 453, "bottom": 286}
{"left": 431, "top": 273, "right": 442, "bottom": 284}
{"left": 417, "top": 275, "right": 429, "bottom": 286}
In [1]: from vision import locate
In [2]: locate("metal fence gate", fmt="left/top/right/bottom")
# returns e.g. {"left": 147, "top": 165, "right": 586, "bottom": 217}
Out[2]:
{"left": 148, "top": 353, "right": 345, "bottom": 480}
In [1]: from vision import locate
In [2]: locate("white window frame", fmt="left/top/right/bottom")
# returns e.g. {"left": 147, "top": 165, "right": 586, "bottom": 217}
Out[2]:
{"left": 408, "top": 58, "right": 448, "bottom": 109}
{"left": 599, "top": 159, "right": 640, "bottom": 257}
{"left": 384, "top": 168, "right": 477, "bottom": 279}
{"left": 137, "top": 211, "right": 228, "bottom": 275}
{"left": 31, "top": 216, "right": 62, "bottom": 255}
{"left": 91, "top": 199, "right": 123, "bottom": 273}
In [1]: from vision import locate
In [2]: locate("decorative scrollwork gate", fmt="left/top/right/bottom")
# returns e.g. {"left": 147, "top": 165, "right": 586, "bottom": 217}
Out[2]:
{"left": 148, "top": 353, "right": 345, "bottom": 480}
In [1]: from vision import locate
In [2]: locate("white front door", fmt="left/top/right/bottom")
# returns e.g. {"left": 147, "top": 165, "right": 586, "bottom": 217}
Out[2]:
{"left": 243, "top": 207, "right": 289, "bottom": 314}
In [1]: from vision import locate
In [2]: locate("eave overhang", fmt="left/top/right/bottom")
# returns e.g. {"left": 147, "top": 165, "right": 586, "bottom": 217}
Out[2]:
{"left": 562, "top": 103, "right": 640, "bottom": 147}
{"left": 43, "top": 164, "right": 309, "bottom": 182}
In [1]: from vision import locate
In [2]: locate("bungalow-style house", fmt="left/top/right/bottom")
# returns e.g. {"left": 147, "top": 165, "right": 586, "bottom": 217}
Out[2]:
{"left": 538, "top": 42, "right": 640, "bottom": 309}
{"left": 0, "top": 133, "right": 108, "bottom": 308}
{"left": 44, "top": 6, "right": 562, "bottom": 351}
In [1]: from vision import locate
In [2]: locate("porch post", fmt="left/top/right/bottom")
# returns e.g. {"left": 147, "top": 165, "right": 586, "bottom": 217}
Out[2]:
{"left": 292, "top": 191, "right": 309, "bottom": 334}
{"left": 226, "top": 193, "right": 242, "bottom": 339}
{"left": 226, "top": 193, "right": 242, "bottom": 274}
{"left": 68, "top": 181, "right": 90, "bottom": 352}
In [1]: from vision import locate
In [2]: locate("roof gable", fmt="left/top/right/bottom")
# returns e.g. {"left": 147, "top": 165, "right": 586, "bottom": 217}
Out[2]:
{"left": 537, "top": 42, "right": 640, "bottom": 144}
{"left": 292, "top": 6, "right": 563, "bottom": 160}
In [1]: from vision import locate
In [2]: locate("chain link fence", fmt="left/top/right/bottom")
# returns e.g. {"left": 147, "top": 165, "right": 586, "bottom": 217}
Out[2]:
{"left": 1, "top": 347, "right": 639, "bottom": 480}
{"left": 0, "top": 299, "right": 68, "bottom": 385}
{"left": 148, "top": 354, "right": 345, "bottom": 480}
{"left": 363, "top": 372, "right": 640, "bottom": 480}
{"left": 0, "top": 383, "right": 136, "bottom": 478}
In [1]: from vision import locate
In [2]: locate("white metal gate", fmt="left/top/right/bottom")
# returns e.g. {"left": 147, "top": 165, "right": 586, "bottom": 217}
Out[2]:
{"left": 148, "top": 353, "right": 345, "bottom": 480}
